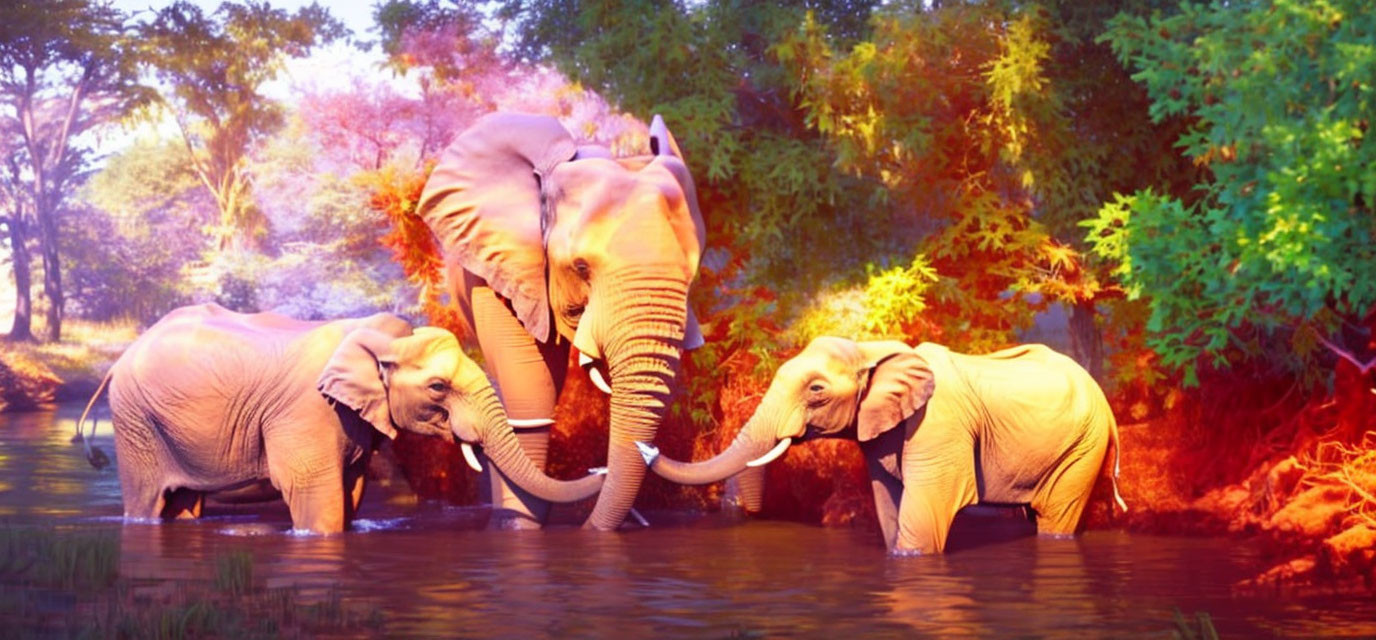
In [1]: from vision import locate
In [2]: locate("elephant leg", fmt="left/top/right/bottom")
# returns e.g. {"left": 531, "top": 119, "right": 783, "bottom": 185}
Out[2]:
{"left": 161, "top": 488, "right": 204, "bottom": 520}
{"left": 862, "top": 428, "right": 906, "bottom": 550}
{"left": 1031, "top": 439, "right": 1108, "bottom": 537}
{"left": 111, "top": 416, "right": 165, "bottom": 520}
{"left": 266, "top": 442, "right": 347, "bottom": 534}
{"left": 464, "top": 271, "right": 570, "bottom": 530}
{"left": 895, "top": 427, "right": 978, "bottom": 555}
{"left": 725, "top": 466, "right": 766, "bottom": 514}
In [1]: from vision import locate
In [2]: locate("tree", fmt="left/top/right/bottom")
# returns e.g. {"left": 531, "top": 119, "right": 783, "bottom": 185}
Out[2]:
{"left": 0, "top": 0, "right": 149, "bottom": 341}
{"left": 73, "top": 137, "right": 214, "bottom": 323}
{"left": 1087, "top": 0, "right": 1376, "bottom": 384}
{"left": 138, "top": 0, "right": 347, "bottom": 250}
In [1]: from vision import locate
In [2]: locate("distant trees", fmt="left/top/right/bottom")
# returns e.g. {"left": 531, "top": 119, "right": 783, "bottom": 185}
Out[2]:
{"left": 137, "top": 1, "right": 347, "bottom": 251}
{"left": 0, "top": 0, "right": 149, "bottom": 341}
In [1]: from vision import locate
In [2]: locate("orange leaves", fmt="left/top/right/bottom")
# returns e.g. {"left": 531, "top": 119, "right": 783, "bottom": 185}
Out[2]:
{"left": 359, "top": 164, "right": 466, "bottom": 337}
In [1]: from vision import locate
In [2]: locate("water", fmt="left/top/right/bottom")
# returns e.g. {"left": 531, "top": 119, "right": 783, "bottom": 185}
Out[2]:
{"left": 4, "top": 404, "right": 1374, "bottom": 638}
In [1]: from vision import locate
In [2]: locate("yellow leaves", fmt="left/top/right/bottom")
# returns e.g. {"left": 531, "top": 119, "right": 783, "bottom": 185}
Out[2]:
{"left": 1041, "top": 239, "right": 1081, "bottom": 276}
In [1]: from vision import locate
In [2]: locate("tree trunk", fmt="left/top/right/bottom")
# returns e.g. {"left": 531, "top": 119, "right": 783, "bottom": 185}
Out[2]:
{"left": 5, "top": 212, "right": 34, "bottom": 342}
{"left": 38, "top": 202, "right": 62, "bottom": 342}
{"left": 1069, "top": 300, "right": 1104, "bottom": 383}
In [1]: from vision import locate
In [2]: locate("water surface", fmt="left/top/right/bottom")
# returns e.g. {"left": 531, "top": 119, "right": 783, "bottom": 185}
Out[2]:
{"left": 3, "top": 404, "right": 1373, "bottom": 638}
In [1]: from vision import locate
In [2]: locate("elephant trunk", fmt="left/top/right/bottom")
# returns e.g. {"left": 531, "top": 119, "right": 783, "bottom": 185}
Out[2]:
{"left": 648, "top": 421, "right": 772, "bottom": 485}
{"left": 583, "top": 270, "right": 687, "bottom": 531}
{"left": 475, "top": 389, "right": 604, "bottom": 503}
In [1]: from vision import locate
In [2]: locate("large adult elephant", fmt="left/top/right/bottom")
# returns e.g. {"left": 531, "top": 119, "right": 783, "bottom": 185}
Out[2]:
{"left": 79, "top": 303, "right": 603, "bottom": 534}
{"left": 417, "top": 112, "right": 706, "bottom": 531}
{"left": 638, "top": 338, "right": 1127, "bottom": 554}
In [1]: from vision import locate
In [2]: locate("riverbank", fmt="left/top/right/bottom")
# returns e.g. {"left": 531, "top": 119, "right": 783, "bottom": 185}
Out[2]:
{"left": 0, "top": 320, "right": 137, "bottom": 412}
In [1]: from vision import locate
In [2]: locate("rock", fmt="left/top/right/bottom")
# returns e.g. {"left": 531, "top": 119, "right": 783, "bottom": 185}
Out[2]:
{"left": 0, "top": 348, "right": 63, "bottom": 412}
{"left": 1319, "top": 524, "right": 1376, "bottom": 584}
{"left": 1265, "top": 484, "right": 1348, "bottom": 539}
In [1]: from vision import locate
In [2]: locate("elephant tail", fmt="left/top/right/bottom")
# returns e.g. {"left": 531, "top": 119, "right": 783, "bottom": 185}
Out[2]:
{"left": 74, "top": 368, "right": 113, "bottom": 470}
{"left": 1109, "top": 419, "right": 1127, "bottom": 513}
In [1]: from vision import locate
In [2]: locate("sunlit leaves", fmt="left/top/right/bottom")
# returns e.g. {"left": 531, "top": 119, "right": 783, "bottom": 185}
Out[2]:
{"left": 1094, "top": 0, "right": 1376, "bottom": 379}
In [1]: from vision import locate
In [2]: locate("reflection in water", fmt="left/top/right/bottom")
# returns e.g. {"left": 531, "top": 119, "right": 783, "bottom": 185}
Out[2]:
{"left": 3, "top": 404, "right": 1376, "bottom": 638}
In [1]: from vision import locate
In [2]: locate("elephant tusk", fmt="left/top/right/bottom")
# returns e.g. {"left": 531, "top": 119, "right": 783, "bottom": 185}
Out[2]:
{"left": 579, "top": 352, "right": 613, "bottom": 395}
{"left": 746, "top": 438, "right": 791, "bottom": 468}
{"left": 629, "top": 508, "right": 650, "bottom": 527}
{"left": 507, "top": 417, "right": 555, "bottom": 427}
{"left": 460, "top": 443, "right": 483, "bottom": 473}
{"left": 634, "top": 441, "right": 660, "bottom": 466}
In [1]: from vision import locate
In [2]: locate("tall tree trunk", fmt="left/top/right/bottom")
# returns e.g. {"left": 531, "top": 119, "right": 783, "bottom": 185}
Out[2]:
{"left": 1069, "top": 300, "right": 1104, "bottom": 383}
{"left": 5, "top": 212, "right": 34, "bottom": 342}
{"left": 37, "top": 201, "right": 62, "bottom": 342}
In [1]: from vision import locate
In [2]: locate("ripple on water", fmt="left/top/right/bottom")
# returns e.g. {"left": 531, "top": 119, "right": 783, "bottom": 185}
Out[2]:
{"left": 4, "top": 405, "right": 1376, "bottom": 638}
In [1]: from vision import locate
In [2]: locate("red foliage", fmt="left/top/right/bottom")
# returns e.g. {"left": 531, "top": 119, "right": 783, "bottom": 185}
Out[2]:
{"left": 361, "top": 165, "right": 466, "bottom": 338}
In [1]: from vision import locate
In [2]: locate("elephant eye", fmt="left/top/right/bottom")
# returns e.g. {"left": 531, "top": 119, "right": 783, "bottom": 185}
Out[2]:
{"left": 427, "top": 381, "right": 448, "bottom": 393}
{"left": 808, "top": 383, "right": 825, "bottom": 393}
{"left": 564, "top": 302, "right": 585, "bottom": 318}
{"left": 572, "top": 258, "right": 591, "bottom": 281}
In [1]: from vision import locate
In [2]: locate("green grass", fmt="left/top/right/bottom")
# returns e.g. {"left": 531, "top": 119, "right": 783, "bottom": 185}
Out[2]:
{"left": 0, "top": 526, "right": 386, "bottom": 638}
{"left": 1171, "top": 607, "right": 1220, "bottom": 640}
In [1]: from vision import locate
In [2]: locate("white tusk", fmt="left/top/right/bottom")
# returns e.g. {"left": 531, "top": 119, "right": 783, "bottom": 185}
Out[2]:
{"left": 629, "top": 508, "right": 650, "bottom": 527}
{"left": 579, "top": 352, "right": 613, "bottom": 395}
{"left": 634, "top": 441, "right": 660, "bottom": 466}
{"left": 507, "top": 417, "right": 555, "bottom": 428}
{"left": 587, "top": 365, "right": 612, "bottom": 395}
{"left": 746, "top": 438, "right": 792, "bottom": 468}
{"left": 460, "top": 443, "right": 483, "bottom": 473}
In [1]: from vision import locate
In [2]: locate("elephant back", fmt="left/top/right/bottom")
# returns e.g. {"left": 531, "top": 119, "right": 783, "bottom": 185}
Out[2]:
{"left": 417, "top": 113, "right": 578, "bottom": 343}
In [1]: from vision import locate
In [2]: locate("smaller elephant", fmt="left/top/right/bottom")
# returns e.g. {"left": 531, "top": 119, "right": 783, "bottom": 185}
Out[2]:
{"left": 638, "top": 337, "right": 1125, "bottom": 554}
{"left": 78, "top": 303, "right": 604, "bottom": 534}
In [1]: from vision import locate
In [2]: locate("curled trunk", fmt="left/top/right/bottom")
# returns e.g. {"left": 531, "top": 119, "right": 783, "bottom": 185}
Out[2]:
{"left": 477, "top": 391, "right": 603, "bottom": 503}
{"left": 649, "top": 426, "right": 770, "bottom": 485}
{"left": 584, "top": 270, "right": 687, "bottom": 531}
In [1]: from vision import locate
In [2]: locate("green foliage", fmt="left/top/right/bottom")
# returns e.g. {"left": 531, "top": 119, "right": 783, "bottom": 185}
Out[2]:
{"left": 137, "top": 1, "right": 348, "bottom": 249}
{"left": 1091, "top": 0, "right": 1376, "bottom": 380}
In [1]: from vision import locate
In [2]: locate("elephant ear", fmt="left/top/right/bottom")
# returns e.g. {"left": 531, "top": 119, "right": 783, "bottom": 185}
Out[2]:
{"left": 647, "top": 115, "right": 705, "bottom": 278}
{"left": 417, "top": 113, "right": 578, "bottom": 344}
{"left": 856, "top": 342, "right": 935, "bottom": 442}
{"left": 317, "top": 328, "right": 399, "bottom": 439}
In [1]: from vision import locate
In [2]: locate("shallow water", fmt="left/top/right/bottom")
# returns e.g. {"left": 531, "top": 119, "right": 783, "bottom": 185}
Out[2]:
{"left": 3, "top": 404, "right": 1374, "bottom": 638}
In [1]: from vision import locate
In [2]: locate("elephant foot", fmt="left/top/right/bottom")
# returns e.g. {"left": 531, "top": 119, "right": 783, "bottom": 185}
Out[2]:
{"left": 487, "top": 508, "right": 545, "bottom": 530}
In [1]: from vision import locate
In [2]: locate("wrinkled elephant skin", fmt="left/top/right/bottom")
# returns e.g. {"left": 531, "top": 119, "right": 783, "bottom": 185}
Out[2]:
{"left": 643, "top": 337, "right": 1126, "bottom": 554}
{"left": 87, "top": 303, "right": 601, "bottom": 534}
{"left": 417, "top": 113, "right": 706, "bottom": 531}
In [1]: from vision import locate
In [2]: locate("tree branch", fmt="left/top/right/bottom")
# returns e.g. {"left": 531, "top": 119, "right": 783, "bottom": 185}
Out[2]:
{"left": 1316, "top": 333, "right": 1376, "bottom": 375}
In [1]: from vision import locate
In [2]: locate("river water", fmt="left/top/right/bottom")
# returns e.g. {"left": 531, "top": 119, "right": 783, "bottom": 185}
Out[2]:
{"left": 3, "top": 404, "right": 1374, "bottom": 638}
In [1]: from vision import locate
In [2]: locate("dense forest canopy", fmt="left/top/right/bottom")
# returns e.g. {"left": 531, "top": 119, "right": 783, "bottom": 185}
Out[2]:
{"left": 0, "top": 0, "right": 1369, "bottom": 399}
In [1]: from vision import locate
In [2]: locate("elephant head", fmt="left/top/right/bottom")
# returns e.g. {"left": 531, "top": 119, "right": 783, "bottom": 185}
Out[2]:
{"left": 316, "top": 326, "right": 604, "bottom": 503}
{"left": 417, "top": 113, "right": 704, "bottom": 530}
{"left": 638, "top": 337, "right": 934, "bottom": 484}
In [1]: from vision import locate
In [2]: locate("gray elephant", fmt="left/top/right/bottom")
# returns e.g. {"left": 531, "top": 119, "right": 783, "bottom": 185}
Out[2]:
{"left": 417, "top": 112, "right": 710, "bottom": 530}
{"left": 638, "top": 337, "right": 1126, "bottom": 554}
{"left": 78, "top": 303, "right": 603, "bottom": 534}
